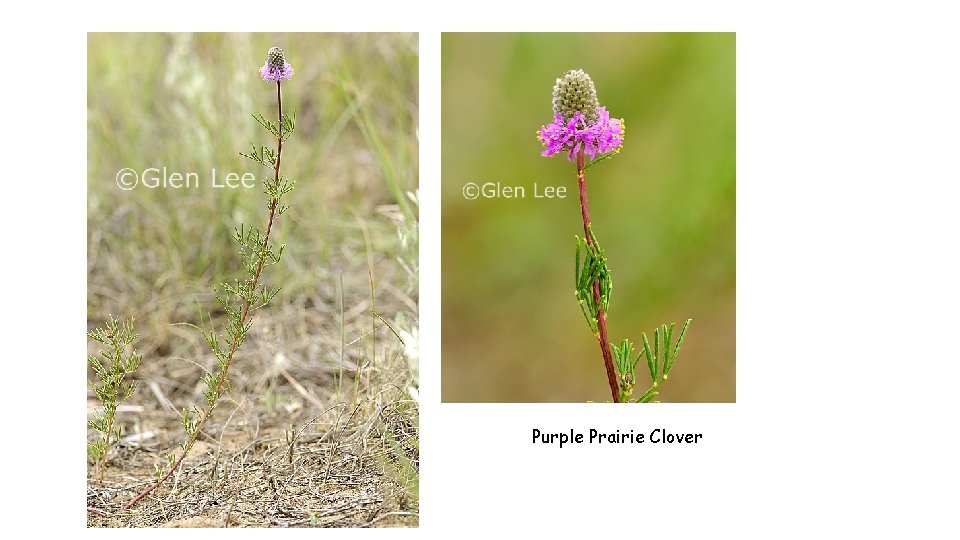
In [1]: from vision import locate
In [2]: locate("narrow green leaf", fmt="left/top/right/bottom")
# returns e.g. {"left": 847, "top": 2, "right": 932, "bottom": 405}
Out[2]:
{"left": 641, "top": 332, "right": 655, "bottom": 382}
{"left": 181, "top": 407, "right": 193, "bottom": 435}
{"left": 577, "top": 300, "right": 594, "bottom": 333}
{"left": 643, "top": 335, "right": 655, "bottom": 381}
{"left": 123, "top": 380, "right": 139, "bottom": 400}
{"left": 662, "top": 323, "right": 674, "bottom": 378}
{"left": 653, "top": 328, "right": 661, "bottom": 379}
{"left": 634, "top": 346, "right": 645, "bottom": 371}
{"left": 89, "top": 355, "right": 106, "bottom": 379}
{"left": 575, "top": 236, "right": 581, "bottom": 289}
{"left": 614, "top": 339, "right": 633, "bottom": 376}
{"left": 637, "top": 385, "right": 658, "bottom": 403}
{"left": 665, "top": 319, "right": 692, "bottom": 376}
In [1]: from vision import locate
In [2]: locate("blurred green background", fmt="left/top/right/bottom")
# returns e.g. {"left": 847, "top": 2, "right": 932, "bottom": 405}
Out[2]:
{"left": 441, "top": 33, "right": 735, "bottom": 402}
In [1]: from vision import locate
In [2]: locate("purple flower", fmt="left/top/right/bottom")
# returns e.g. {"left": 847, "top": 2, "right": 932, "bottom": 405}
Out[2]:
{"left": 260, "top": 62, "right": 294, "bottom": 82}
{"left": 537, "top": 106, "right": 625, "bottom": 161}
{"left": 260, "top": 46, "right": 294, "bottom": 82}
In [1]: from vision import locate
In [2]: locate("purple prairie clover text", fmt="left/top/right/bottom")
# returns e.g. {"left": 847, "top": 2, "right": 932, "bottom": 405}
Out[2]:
{"left": 532, "top": 428, "right": 703, "bottom": 447}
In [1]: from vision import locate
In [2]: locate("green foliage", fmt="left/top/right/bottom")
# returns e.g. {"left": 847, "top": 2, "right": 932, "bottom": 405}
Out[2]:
{"left": 583, "top": 147, "right": 622, "bottom": 171}
{"left": 348, "top": 91, "right": 415, "bottom": 224}
{"left": 253, "top": 110, "right": 297, "bottom": 143}
{"left": 123, "top": 50, "right": 298, "bottom": 509}
{"left": 190, "top": 78, "right": 297, "bottom": 435}
{"left": 240, "top": 110, "right": 297, "bottom": 167}
{"left": 87, "top": 315, "right": 143, "bottom": 475}
{"left": 611, "top": 338, "right": 640, "bottom": 401}
{"left": 376, "top": 403, "right": 420, "bottom": 510}
{"left": 88, "top": 34, "right": 419, "bottom": 331}
{"left": 620, "top": 319, "right": 692, "bottom": 402}
{"left": 441, "top": 33, "right": 734, "bottom": 402}
{"left": 571, "top": 161, "right": 692, "bottom": 403}
{"left": 574, "top": 226, "right": 612, "bottom": 336}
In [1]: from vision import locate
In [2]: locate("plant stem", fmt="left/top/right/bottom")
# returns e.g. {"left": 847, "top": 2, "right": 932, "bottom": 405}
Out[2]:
{"left": 94, "top": 405, "right": 116, "bottom": 484}
{"left": 576, "top": 150, "right": 620, "bottom": 403}
{"left": 124, "top": 81, "right": 286, "bottom": 510}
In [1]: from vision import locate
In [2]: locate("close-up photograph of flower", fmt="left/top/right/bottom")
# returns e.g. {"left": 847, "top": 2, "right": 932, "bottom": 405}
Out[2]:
{"left": 441, "top": 32, "right": 735, "bottom": 403}
{"left": 87, "top": 33, "right": 419, "bottom": 527}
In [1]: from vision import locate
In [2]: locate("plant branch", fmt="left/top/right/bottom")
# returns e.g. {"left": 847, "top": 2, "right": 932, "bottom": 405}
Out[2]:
{"left": 93, "top": 407, "right": 115, "bottom": 484}
{"left": 88, "top": 317, "right": 141, "bottom": 484}
{"left": 576, "top": 150, "right": 620, "bottom": 402}
{"left": 124, "top": 81, "right": 286, "bottom": 510}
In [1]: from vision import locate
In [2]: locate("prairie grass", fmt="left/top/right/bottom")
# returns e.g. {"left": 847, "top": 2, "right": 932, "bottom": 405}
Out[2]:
{"left": 87, "top": 33, "right": 418, "bottom": 527}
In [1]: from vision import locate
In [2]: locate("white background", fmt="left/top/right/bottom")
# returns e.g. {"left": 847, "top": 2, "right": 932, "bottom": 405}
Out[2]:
{"left": 3, "top": 1, "right": 959, "bottom": 536}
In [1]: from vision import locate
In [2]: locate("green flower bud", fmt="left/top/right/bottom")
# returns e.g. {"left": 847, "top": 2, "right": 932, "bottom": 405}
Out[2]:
{"left": 267, "top": 47, "right": 286, "bottom": 69}
{"left": 552, "top": 69, "right": 600, "bottom": 124}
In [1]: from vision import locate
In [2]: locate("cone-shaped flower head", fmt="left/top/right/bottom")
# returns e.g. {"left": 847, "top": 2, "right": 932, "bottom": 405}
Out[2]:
{"left": 552, "top": 69, "right": 600, "bottom": 124}
{"left": 268, "top": 47, "right": 285, "bottom": 68}
{"left": 260, "top": 46, "right": 294, "bottom": 82}
{"left": 539, "top": 69, "right": 624, "bottom": 161}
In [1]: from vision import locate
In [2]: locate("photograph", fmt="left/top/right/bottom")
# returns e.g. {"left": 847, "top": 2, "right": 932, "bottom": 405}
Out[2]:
{"left": 87, "top": 32, "right": 419, "bottom": 527}
{"left": 441, "top": 32, "right": 735, "bottom": 403}
{"left": 8, "top": 4, "right": 958, "bottom": 537}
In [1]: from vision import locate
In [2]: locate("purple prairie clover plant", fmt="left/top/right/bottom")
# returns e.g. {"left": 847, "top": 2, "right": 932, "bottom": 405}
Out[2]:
{"left": 122, "top": 46, "right": 297, "bottom": 510}
{"left": 537, "top": 68, "right": 691, "bottom": 403}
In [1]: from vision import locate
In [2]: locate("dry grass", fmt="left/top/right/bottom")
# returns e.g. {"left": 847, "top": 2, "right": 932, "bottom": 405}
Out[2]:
{"left": 87, "top": 209, "right": 419, "bottom": 527}
{"left": 87, "top": 401, "right": 418, "bottom": 527}
{"left": 87, "top": 33, "right": 418, "bottom": 527}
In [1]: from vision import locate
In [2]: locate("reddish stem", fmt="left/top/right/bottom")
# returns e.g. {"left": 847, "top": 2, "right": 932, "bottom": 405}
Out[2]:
{"left": 123, "top": 81, "right": 286, "bottom": 510}
{"left": 577, "top": 151, "right": 620, "bottom": 403}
